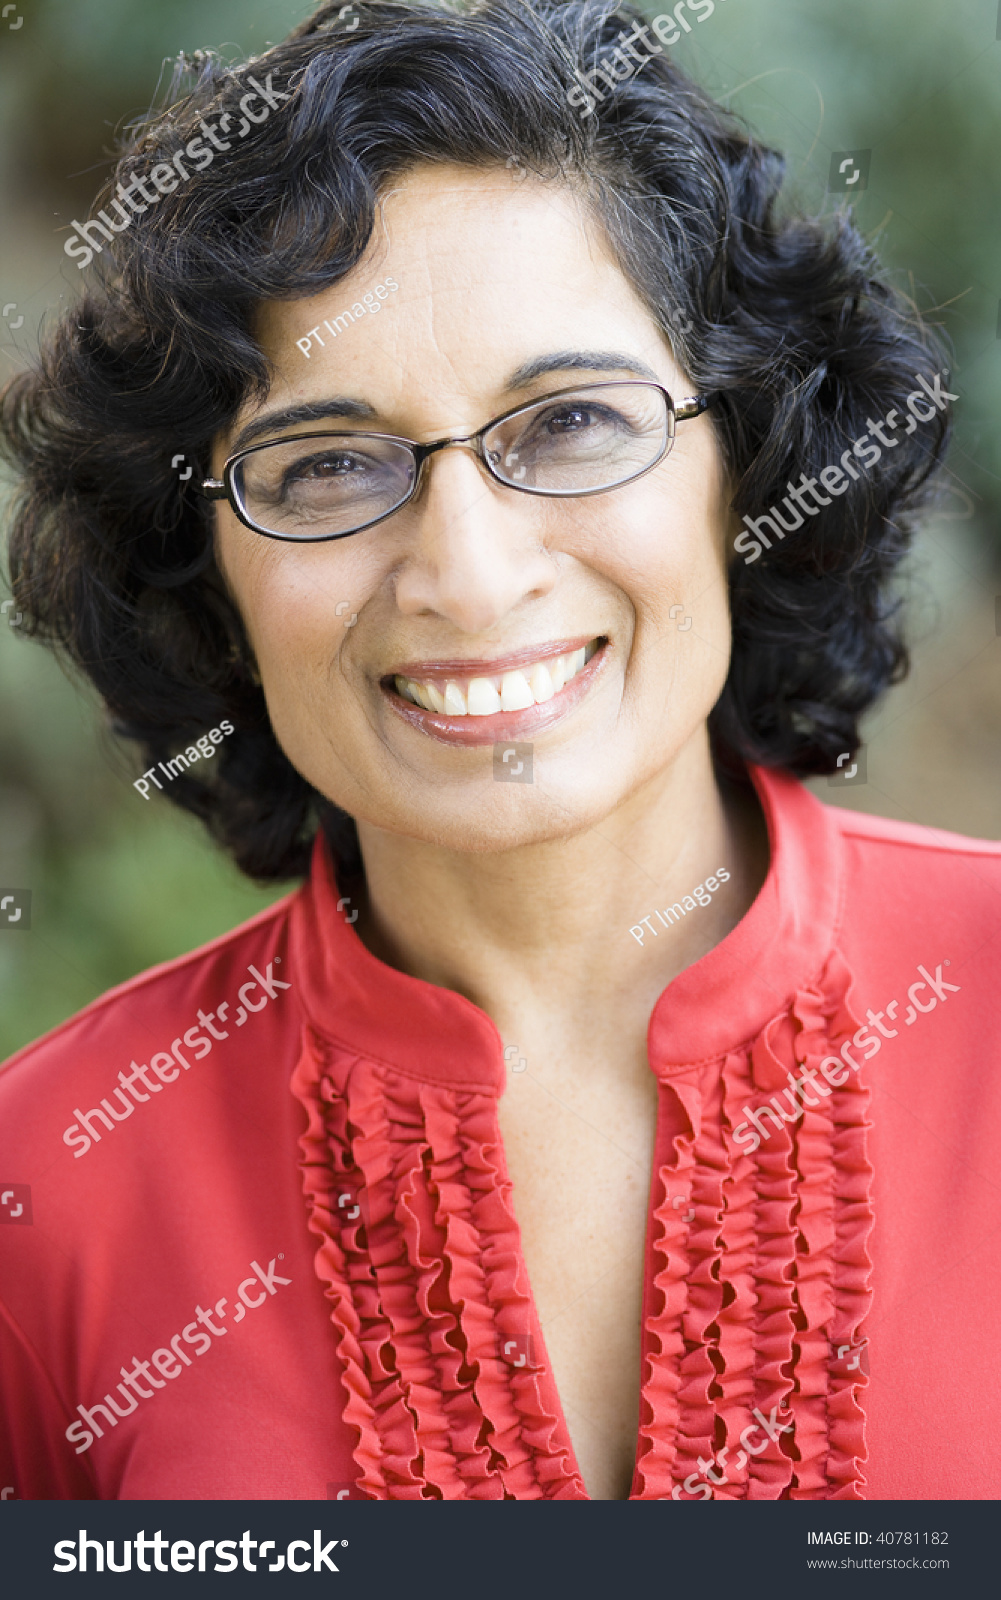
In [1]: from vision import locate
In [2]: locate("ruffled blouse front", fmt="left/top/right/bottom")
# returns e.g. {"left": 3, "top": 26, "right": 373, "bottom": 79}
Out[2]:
{"left": 288, "top": 766, "right": 873, "bottom": 1499}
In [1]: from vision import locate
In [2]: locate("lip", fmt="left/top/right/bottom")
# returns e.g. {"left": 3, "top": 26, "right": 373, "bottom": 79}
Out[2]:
{"left": 385, "top": 635, "right": 596, "bottom": 683}
{"left": 383, "top": 637, "right": 609, "bottom": 747}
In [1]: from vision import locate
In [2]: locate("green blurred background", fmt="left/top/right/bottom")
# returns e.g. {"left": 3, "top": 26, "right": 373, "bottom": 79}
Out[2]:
{"left": 1, "top": 0, "right": 1000, "bottom": 1058}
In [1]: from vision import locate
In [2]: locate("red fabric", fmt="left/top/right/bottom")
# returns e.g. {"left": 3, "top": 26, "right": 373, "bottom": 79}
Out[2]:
{"left": 1, "top": 766, "right": 1000, "bottom": 1500}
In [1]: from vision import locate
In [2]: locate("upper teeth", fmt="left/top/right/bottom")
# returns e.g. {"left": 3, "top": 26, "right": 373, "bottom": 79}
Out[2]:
{"left": 395, "top": 642, "right": 597, "bottom": 716}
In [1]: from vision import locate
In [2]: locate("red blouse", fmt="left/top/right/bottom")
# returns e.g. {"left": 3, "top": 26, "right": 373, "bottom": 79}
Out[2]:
{"left": 2, "top": 766, "right": 1000, "bottom": 1500}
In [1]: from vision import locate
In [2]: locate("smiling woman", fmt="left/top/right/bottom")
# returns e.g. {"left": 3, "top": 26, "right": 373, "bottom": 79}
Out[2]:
{"left": 1, "top": 0, "right": 1000, "bottom": 1507}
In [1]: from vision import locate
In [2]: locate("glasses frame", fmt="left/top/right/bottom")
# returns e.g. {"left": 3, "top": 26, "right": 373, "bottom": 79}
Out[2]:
{"left": 199, "top": 380, "right": 711, "bottom": 544}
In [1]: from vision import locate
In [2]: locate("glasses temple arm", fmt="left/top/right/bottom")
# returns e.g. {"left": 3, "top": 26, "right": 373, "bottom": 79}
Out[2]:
{"left": 675, "top": 394, "right": 713, "bottom": 422}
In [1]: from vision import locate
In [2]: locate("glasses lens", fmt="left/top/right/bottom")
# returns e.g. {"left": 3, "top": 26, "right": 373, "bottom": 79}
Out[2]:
{"left": 483, "top": 384, "right": 672, "bottom": 494}
{"left": 233, "top": 434, "right": 417, "bottom": 539}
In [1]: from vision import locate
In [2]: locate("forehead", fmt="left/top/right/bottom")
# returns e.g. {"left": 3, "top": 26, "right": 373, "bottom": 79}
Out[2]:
{"left": 222, "top": 165, "right": 687, "bottom": 468}
{"left": 251, "top": 163, "right": 664, "bottom": 363}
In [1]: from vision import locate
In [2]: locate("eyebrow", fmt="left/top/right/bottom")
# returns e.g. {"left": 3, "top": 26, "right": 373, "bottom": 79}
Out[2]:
{"left": 230, "top": 397, "right": 377, "bottom": 455}
{"left": 227, "top": 351, "right": 663, "bottom": 454}
{"left": 506, "top": 350, "right": 663, "bottom": 387}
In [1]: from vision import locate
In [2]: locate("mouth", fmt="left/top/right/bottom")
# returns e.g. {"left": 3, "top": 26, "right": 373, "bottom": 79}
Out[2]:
{"left": 381, "top": 636, "right": 607, "bottom": 746}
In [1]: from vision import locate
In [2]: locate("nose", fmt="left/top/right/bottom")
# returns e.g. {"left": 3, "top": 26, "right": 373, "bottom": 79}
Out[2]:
{"left": 391, "top": 444, "right": 557, "bottom": 633}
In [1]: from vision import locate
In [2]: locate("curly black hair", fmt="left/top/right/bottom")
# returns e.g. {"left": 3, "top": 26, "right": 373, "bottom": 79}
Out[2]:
{"left": 0, "top": 0, "right": 952, "bottom": 880}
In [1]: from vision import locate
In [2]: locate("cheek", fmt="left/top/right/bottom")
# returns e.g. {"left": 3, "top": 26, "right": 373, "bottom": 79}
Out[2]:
{"left": 593, "top": 459, "right": 731, "bottom": 634}
{"left": 215, "top": 513, "right": 370, "bottom": 672}
{"left": 600, "top": 461, "right": 732, "bottom": 725}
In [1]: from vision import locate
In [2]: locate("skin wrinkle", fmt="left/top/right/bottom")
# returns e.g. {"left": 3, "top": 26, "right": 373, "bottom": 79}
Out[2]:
{"left": 213, "top": 162, "right": 756, "bottom": 978}
{"left": 261, "top": 461, "right": 698, "bottom": 900}
{"left": 212, "top": 160, "right": 769, "bottom": 1501}
{"left": 0, "top": 5, "right": 958, "bottom": 1497}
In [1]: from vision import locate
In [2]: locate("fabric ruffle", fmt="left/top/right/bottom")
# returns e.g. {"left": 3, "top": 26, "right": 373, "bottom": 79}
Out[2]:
{"left": 291, "top": 1026, "right": 587, "bottom": 1499}
{"left": 634, "top": 947, "right": 874, "bottom": 1500}
{"left": 291, "top": 940, "right": 873, "bottom": 1500}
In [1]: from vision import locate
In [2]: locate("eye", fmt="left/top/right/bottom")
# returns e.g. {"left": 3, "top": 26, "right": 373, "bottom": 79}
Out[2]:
{"left": 544, "top": 405, "right": 601, "bottom": 433}
{"left": 511, "top": 400, "right": 631, "bottom": 458}
{"left": 524, "top": 401, "right": 631, "bottom": 445}
{"left": 286, "top": 450, "right": 365, "bottom": 481}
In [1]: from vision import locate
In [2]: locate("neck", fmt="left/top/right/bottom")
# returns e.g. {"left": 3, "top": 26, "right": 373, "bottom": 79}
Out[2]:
{"left": 352, "top": 733, "right": 768, "bottom": 1050}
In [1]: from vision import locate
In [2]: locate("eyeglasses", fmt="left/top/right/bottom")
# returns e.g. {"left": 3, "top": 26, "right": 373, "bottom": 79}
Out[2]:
{"left": 199, "top": 381, "right": 710, "bottom": 543}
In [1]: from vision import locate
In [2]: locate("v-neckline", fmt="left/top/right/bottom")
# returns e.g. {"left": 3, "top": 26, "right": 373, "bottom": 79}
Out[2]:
{"left": 288, "top": 766, "right": 871, "bottom": 1500}
{"left": 488, "top": 1074, "right": 666, "bottom": 1501}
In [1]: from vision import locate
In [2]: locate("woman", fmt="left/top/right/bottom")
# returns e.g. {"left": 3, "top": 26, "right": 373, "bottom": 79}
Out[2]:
{"left": 1, "top": 0, "right": 997, "bottom": 1503}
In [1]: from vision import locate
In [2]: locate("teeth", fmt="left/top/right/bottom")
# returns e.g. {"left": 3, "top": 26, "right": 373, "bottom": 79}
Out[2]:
{"left": 500, "top": 670, "right": 534, "bottom": 711}
{"left": 443, "top": 681, "right": 467, "bottom": 715}
{"left": 467, "top": 677, "right": 502, "bottom": 716}
{"left": 394, "top": 641, "right": 600, "bottom": 717}
{"left": 529, "top": 661, "right": 555, "bottom": 702}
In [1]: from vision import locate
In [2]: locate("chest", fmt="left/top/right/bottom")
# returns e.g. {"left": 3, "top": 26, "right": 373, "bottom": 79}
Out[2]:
{"left": 495, "top": 1048, "right": 660, "bottom": 1498}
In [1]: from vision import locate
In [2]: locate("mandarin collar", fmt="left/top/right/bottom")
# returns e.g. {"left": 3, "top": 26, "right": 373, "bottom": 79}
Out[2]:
{"left": 288, "top": 765, "right": 844, "bottom": 1091}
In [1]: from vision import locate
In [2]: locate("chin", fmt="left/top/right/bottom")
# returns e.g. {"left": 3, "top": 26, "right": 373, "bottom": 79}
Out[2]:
{"left": 349, "top": 774, "right": 620, "bottom": 855}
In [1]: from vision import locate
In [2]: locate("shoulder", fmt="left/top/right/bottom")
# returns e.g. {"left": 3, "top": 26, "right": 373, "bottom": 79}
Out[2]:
{"left": 759, "top": 764, "right": 1001, "bottom": 878}
{"left": 0, "top": 888, "right": 302, "bottom": 1111}
{"left": 828, "top": 799, "right": 1001, "bottom": 864}
{"left": 827, "top": 797, "right": 1001, "bottom": 886}
{"left": 821, "top": 795, "right": 1001, "bottom": 933}
{"left": 760, "top": 765, "right": 1001, "bottom": 938}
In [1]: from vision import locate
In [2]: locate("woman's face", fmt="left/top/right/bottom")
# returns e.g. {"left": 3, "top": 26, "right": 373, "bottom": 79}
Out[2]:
{"left": 213, "top": 164, "right": 733, "bottom": 852}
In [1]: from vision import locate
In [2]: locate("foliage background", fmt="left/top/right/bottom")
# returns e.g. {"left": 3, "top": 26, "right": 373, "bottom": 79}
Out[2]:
{"left": 1, "top": 0, "right": 1000, "bottom": 1057}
